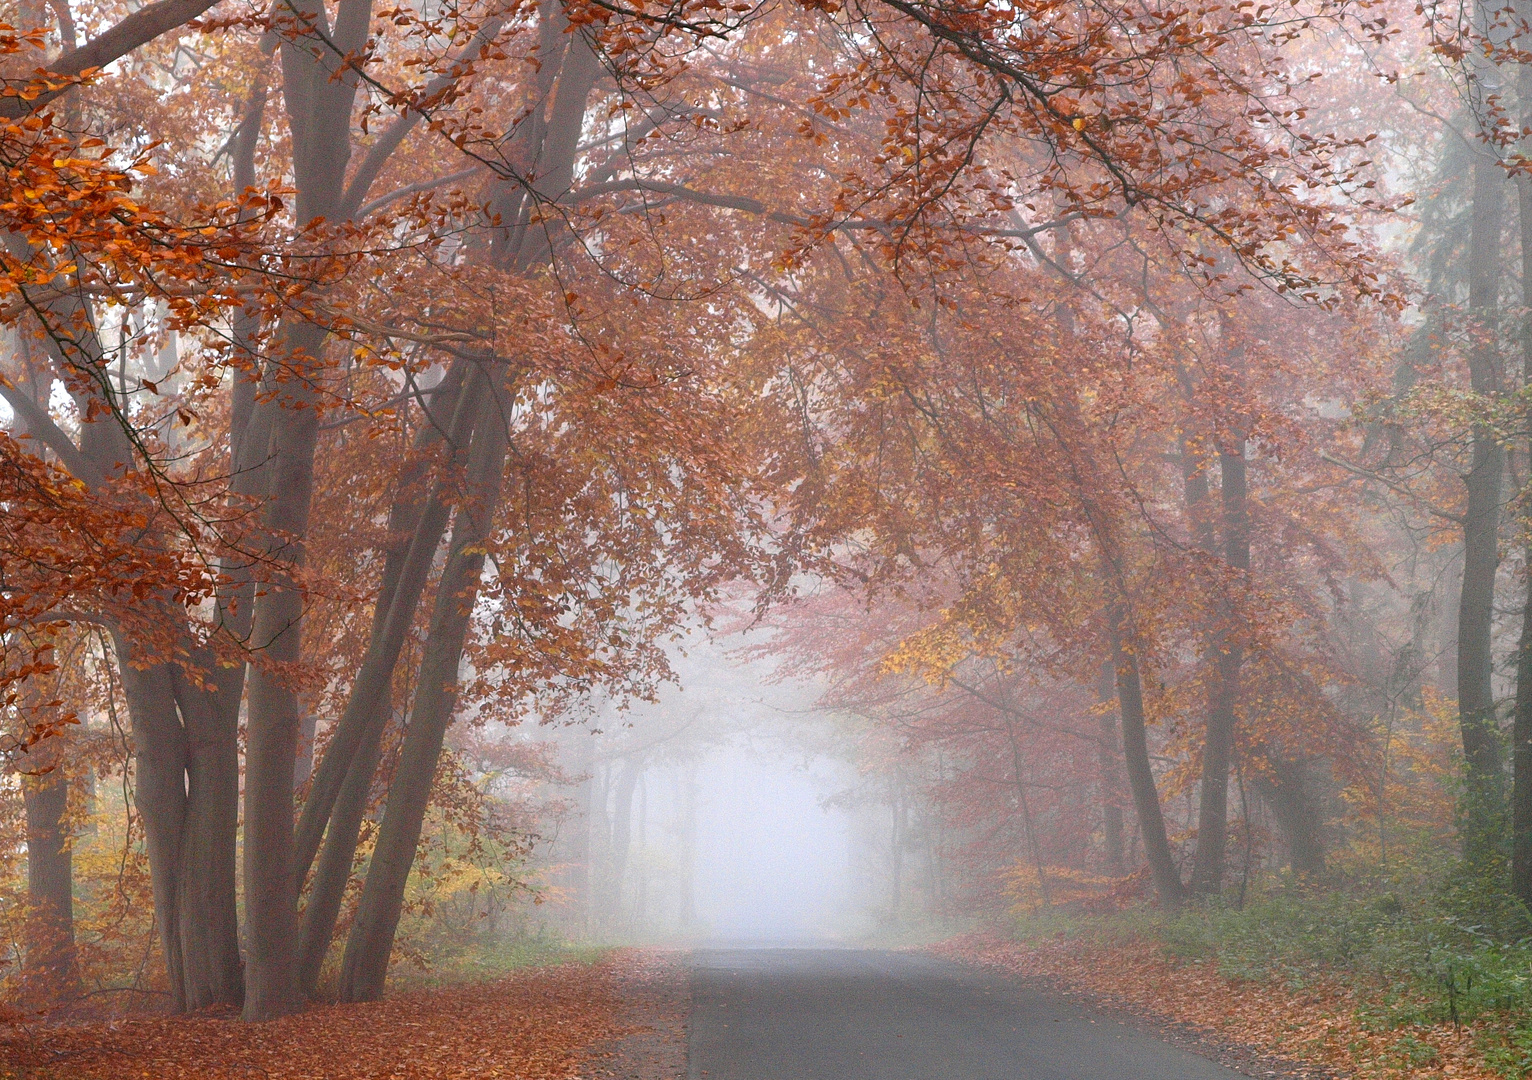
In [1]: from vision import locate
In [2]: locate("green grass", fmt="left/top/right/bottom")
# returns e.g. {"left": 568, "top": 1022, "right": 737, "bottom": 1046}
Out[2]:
{"left": 1010, "top": 872, "right": 1532, "bottom": 1077}
{"left": 383, "top": 929, "right": 611, "bottom": 993}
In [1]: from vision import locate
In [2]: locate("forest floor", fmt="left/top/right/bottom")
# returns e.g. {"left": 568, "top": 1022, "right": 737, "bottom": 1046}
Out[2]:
{"left": 932, "top": 930, "right": 1504, "bottom": 1080}
{"left": 0, "top": 949, "right": 688, "bottom": 1080}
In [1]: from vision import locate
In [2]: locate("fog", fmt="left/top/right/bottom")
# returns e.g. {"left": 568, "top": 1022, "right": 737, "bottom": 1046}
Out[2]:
{"left": 527, "top": 633, "right": 904, "bottom": 946}
{"left": 691, "top": 744, "right": 855, "bottom": 943}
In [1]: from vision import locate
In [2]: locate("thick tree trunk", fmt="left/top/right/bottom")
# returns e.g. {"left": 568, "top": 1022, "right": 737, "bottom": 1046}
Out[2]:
{"left": 170, "top": 667, "right": 244, "bottom": 1009}
{"left": 1191, "top": 443, "right": 1249, "bottom": 896}
{"left": 242, "top": 316, "right": 327, "bottom": 1021}
{"left": 337, "top": 377, "right": 512, "bottom": 1001}
{"left": 22, "top": 765, "right": 78, "bottom": 1004}
{"left": 112, "top": 642, "right": 189, "bottom": 1010}
{"left": 1459, "top": 145, "right": 1507, "bottom": 860}
{"left": 1257, "top": 755, "right": 1326, "bottom": 876}
{"left": 1112, "top": 629, "right": 1184, "bottom": 908}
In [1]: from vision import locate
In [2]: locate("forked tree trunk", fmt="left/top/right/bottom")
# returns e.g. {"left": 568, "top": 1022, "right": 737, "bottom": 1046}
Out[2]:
{"left": 1112, "top": 628, "right": 1184, "bottom": 908}
{"left": 338, "top": 377, "right": 513, "bottom": 1001}
{"left": 294, "top": 368, "right": 478, "bottom": 996}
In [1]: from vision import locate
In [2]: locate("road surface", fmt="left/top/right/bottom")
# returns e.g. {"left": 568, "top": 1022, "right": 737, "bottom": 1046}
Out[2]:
{"left": 687, "top": 948, "right": 1248, "bottom": 1080}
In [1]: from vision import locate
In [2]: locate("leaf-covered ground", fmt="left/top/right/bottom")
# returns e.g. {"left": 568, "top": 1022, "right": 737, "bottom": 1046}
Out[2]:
{"left": 0, "top": 950, "right": 685, "bottom": 1080}
{"left": 933, "top": 932, "right": 1498, "bottom": 1080}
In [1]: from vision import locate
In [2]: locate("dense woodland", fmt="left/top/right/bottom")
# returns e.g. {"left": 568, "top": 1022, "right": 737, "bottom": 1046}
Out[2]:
{"left": 4, "top": 0, "right": 1532, "bottom": 1057}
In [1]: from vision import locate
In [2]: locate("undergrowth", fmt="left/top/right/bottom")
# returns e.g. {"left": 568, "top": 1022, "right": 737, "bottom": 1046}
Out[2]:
{"left": 1011, "top": 868, "right": 1532, "bottom": 1078}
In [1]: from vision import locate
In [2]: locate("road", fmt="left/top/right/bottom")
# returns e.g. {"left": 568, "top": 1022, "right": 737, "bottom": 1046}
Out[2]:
{"left": 687, "top": 948, "right": 1248, "bottom": 1080}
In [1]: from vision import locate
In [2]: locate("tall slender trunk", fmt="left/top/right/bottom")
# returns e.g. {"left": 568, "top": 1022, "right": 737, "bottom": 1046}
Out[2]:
{"left": 1459, "top": 139, "right": 1507, "bottom": 861}
{"left": 1112, "top": 628, "right": 1184, "bottom": 907}
{"left": 293, "top": 360, "right": 471, "bottom": 890}
{"left": 1512, "top": 58, "right": 1532, "bottom": 902}
{"left": 1096, "top": 661, "right": 1125, "bottom": 876}
{"left": 294, "top": 367, "right": 477, "bottom": 996}
{"left": 1191, "top": 441, "right": 1249, "bottom": 895}
{"left": 337, "top": 375, "right": 512, "bottom": 1001}
{"left": 601, "top": 759, "right": 643, "bottom": 931}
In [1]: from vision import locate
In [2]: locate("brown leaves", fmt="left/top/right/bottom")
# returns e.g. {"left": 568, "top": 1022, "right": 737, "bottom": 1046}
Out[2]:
{"left": 0, "top": 954, "right": 643, "bottom": 1079}
{"left": 935, "top": 933, "right": 1503, "bottom": 1080}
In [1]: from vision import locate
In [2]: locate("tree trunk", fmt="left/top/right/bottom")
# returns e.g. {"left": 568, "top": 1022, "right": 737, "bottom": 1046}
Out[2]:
{"left": 1096, "top": 661, "right": 1125, "bottom": 876}
{"left": 171, "top": 666, "right": 244, "bottom": 1009}
{"left": 1191, "top": 442, "right": 1249, "bottom": 896}
{"left": 603, "top": 759, "right": 643, "bottom": 932}
{"left": 22, "top": 765, "right": 78, "bottom": 1004}
{"left": 1257, "top": 755, "right": 1326, "bottom": 876}
{"left": 293, "top": 360, "right": 472, "bottom": 891}
{"left": 112, "top": 641, "right": 189, "bottom": 1010}
{"left": 337, "top": 376, "right": 512, "bottom": 1001}
{"left": 241, "top": 315, "right": 327, "bottom": 1021}
{"left": 1511, "top": 39, "right": 1532, "bottom": 905}
{"left": 1112, "top": 629, "right": 1184, "bottom": 908}
{"left": 294, "top": 368, "right": 477, "bottom": 997}
{"left": 1459, "top": 142, "right": 1507, "bottom": 861}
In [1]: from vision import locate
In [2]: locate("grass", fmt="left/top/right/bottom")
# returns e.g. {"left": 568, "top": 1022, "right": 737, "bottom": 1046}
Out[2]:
{"left": 1009, "top": 870, "right": 1532, "bottom": 1078}
{"left": 383, "top": 928, "right": 611, "bottom": 993}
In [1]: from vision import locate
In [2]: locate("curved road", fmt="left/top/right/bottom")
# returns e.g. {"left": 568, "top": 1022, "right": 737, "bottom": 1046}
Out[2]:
{"left": 687, "top": 948, "right": 1247, "bottom": 1080}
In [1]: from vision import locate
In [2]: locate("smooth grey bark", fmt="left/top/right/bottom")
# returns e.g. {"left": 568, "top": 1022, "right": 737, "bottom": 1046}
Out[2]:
{"left": 239, "top": 0, "right": 374, "bottom": 1020}
{"left": 1190, "top": 442, "right": 1249, "bottom": 896}
{"left": 22, "top": 763, "right": 78, "bottom": 1001}
{"left": 1112, "top": 629, "right": 1184, "bottom": 908}
{"left": 1096, "top": 662, "right": 1126, "bottom": 877}
{"left": 337, "top": 375, "right": 512, "bottom": 1001}
{"left": 113, "top": 642, "right": 190, "bottom": 1008}
{"left": 293, "top": 367, "right": 478, "bottom": 997}
{"left": 292, "top": 360, "right": 472, "bottom": 890}
{"left": 1458, "top": 139, "right": 1507, "bottom": 858}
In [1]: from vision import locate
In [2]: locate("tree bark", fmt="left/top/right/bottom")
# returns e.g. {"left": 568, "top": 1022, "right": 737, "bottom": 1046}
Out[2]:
{"left": 1112, "top": 628, "right": 1184, "bottom": 908}
{"left": 337, "top": 374, "right": 512, "bottom": 1001}
{"left": 292, "top": 360, "right": 471, "bottom": 890}
{"left": 1096, "top": 661, "right": 1126, "bottom": 876}
{"left": 1511, "top": 30, "right": 1532, "bottom": 904}
{"left": 1459, "top": 140, "right": 1507, "bottom": 860}
{"left": 1191, "top": 442, "right": 1249, "bottom": 896}
{"left": 293, "top": 368, "right": 478, "bottom": 996}
{"left": 112, "top": 641, "right": 189, "bottom": 1010}
{"left": 22, "top": 764, "right": 78, "bottom": 1004}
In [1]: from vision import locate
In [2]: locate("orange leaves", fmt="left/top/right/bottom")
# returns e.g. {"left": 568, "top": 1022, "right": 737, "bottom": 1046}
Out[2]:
{"left": 936, "top": 933, "right": 1506, "bottom": 1080}
{"left": 0, "top": 953, "right": 646, "bottom": 1079}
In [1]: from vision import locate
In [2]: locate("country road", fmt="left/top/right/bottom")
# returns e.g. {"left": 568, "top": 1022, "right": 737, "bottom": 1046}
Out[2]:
{"left": 686, "top": 949, "right": 1248, "bottom": 1080}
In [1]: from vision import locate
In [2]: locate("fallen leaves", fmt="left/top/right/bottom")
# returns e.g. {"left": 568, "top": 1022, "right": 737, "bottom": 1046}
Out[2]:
{"left": 932, "top": 932, "right": 1501, "bottom": 1080}
{"left": 0, "top": 952, "right": 660, "bottom": 1080}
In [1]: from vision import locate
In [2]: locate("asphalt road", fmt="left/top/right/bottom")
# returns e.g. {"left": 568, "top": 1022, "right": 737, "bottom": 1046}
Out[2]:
{"left": 687, "top": 948, "right": 1248, "bottom": 1080}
